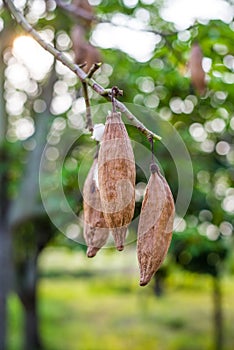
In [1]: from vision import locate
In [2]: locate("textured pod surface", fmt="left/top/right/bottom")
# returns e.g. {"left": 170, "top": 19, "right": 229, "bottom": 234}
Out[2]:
{"left": 98, "top": 112, "right": 136, "bottom": 251}
{"left": 83, "top": 158, "right": 109, "bottom": 257}
{"left": 137, "top": 167, "right": 175, "bottom": 286}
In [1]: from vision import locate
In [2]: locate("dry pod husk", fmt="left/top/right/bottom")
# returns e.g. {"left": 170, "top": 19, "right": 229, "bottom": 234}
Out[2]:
{"left": 188, "top": 42, "right": 206, "bottom": 96}
{"left": 137, "top": 164, "right": 175, "bottom": 286}
{"left": 83, "top": 157, "right": 109, "bottom": 257}
{"left": 98, "top": 112, "right": 136, "bottom": 251}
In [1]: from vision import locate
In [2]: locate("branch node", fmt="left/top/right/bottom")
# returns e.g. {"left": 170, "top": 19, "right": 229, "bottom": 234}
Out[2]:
{"left": 111, "top": 86, "right": 122, "bottom": 113}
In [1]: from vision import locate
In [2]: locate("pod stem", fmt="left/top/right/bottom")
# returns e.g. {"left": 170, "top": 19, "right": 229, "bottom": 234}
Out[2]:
{"left": 94, "top": 141, "right": 99, "bottom": 159}
{"left": 149, "top": 137, "right": 154, "bottom": 162}
{"left": 149, "top": 137, "right": 159, "bottom": 174}
{"left": 111, "top": 86, "right": 122, "bottom": 113}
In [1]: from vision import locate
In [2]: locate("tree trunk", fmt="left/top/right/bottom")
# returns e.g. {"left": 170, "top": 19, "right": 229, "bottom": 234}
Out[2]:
{"left": 153, "top": 274, "right": 164, "bottom": 297}
{"left": 23, "top": 293, "right": 42, "bottom": 350}
{"left": 0, "top": 148, "right": 13, "bottom": 350}
{"left": 17, "top": 257, "right": 42, "bottom": 350}
{"left": 213, "top": 275, "right": 223, "bottom": 350}
{"left": 0, "top": 225, "right": 7, "bottom": 350}
{"left": 0, "top": 224, "right": 12, "bottom": 350}
{"left": 0, "top": 27, "right": 14, "bottom": 350}
{"left": 14, "top": 220, "right": 55, "bottom": 350}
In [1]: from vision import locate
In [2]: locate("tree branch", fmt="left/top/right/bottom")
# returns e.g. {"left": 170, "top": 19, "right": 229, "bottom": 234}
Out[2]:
{"left": 54, "top": 0, "right": 197, "bottom": 37}
{"left": 3, "top": 0, "right": 161, "bottom": 141}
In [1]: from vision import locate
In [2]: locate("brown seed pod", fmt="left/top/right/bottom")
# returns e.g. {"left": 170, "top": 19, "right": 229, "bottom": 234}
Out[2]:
{"left": 137, "top": 164, "right": 175, "bottom": 286}
{"left": 83, "top": 157, "right": 109, "bottom": 257}
{"left": 71, "top": 25, "right": 101, "bottom": 72}
{"left": 188, "top": 42, "right": 206, "bottom": 96}
{"left": 98, "top": 112, "right": 136, "bottom": 251}
{"left": 73, "top": 0, "right": 94, "bottom": 28}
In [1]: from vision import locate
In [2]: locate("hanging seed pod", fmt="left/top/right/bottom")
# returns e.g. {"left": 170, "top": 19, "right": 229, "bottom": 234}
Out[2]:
{"left": 71, "top": 25, "right": 101, "bottom": 72}
{"left": 137, "top": 163, "right": 175, "bottom": 286}
{"left": 83, "top": 157, "right": 109, "bottom": 257}
{"left": 98, "top": 112, "right": 136, "bottom": 251}
{"left": 188, "top": 42, "right": 206, "bottom": 96}
{"left": 73, "top": 0, "right": 94, "bottom": 28}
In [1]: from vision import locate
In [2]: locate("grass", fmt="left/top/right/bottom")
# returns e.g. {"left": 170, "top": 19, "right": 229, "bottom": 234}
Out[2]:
{"left": 7, "top": 247, "right": 234, "bottom": 350}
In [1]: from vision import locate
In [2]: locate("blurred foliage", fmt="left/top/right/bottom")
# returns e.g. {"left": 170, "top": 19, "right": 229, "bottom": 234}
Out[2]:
{"left": 171, "top": 229, "right": 229, "bottom": 276}
{"left": 8, "top": 258, "right": 234, "bottom": 350}
{"left": 1, "top": 1, "right": 234, "bottom": 349}
{"left": 0, "top": 0, "right": 234, "bottom": 284}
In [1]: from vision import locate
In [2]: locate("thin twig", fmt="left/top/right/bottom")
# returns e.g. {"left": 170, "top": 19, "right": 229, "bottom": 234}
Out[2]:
{"left": 82, "top": 82, "right": 93, "bottom": 132}
{"left": 87, "top": 62, "right": 102, "bottom": 79}
{"left": 4, "top": 0, "right": 161, "bottom": 141}
{"left": 79, "top": 62, "right": 87, "bottom": 69}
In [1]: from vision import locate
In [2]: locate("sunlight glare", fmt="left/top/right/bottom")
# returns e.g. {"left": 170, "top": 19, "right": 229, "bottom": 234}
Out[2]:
{"left": 0, "top": 18, "right": 4, "bottom": 32}
{"left": 6, "top": 91, "right": 27, "bottom": 115}
{"left": 5, "top": 63, "right": 29, "bottom": 90}
{"left": 13, "top": 35, "right": 53, "bottom": 81}
{"left": 15, "top": 117, "right": 35, "bottom": 140}
{"left": 161, "top": 0, "right": 233, "bottom": 30}
{"left": 92, "top": 23, "right": 160, "bottom": 62}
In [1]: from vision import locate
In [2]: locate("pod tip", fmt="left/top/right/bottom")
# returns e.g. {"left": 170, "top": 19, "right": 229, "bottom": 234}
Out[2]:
{"left": 139, "top": 280, "right": 148, "bottom": 286}
{"left": 86, "top": 247, "right": 99, "bottom": 258}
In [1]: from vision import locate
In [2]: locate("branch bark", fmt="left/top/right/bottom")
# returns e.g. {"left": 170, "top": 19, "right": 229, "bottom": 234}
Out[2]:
{"left": 3, "top": 0, "right": 161, "bottom": 141}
